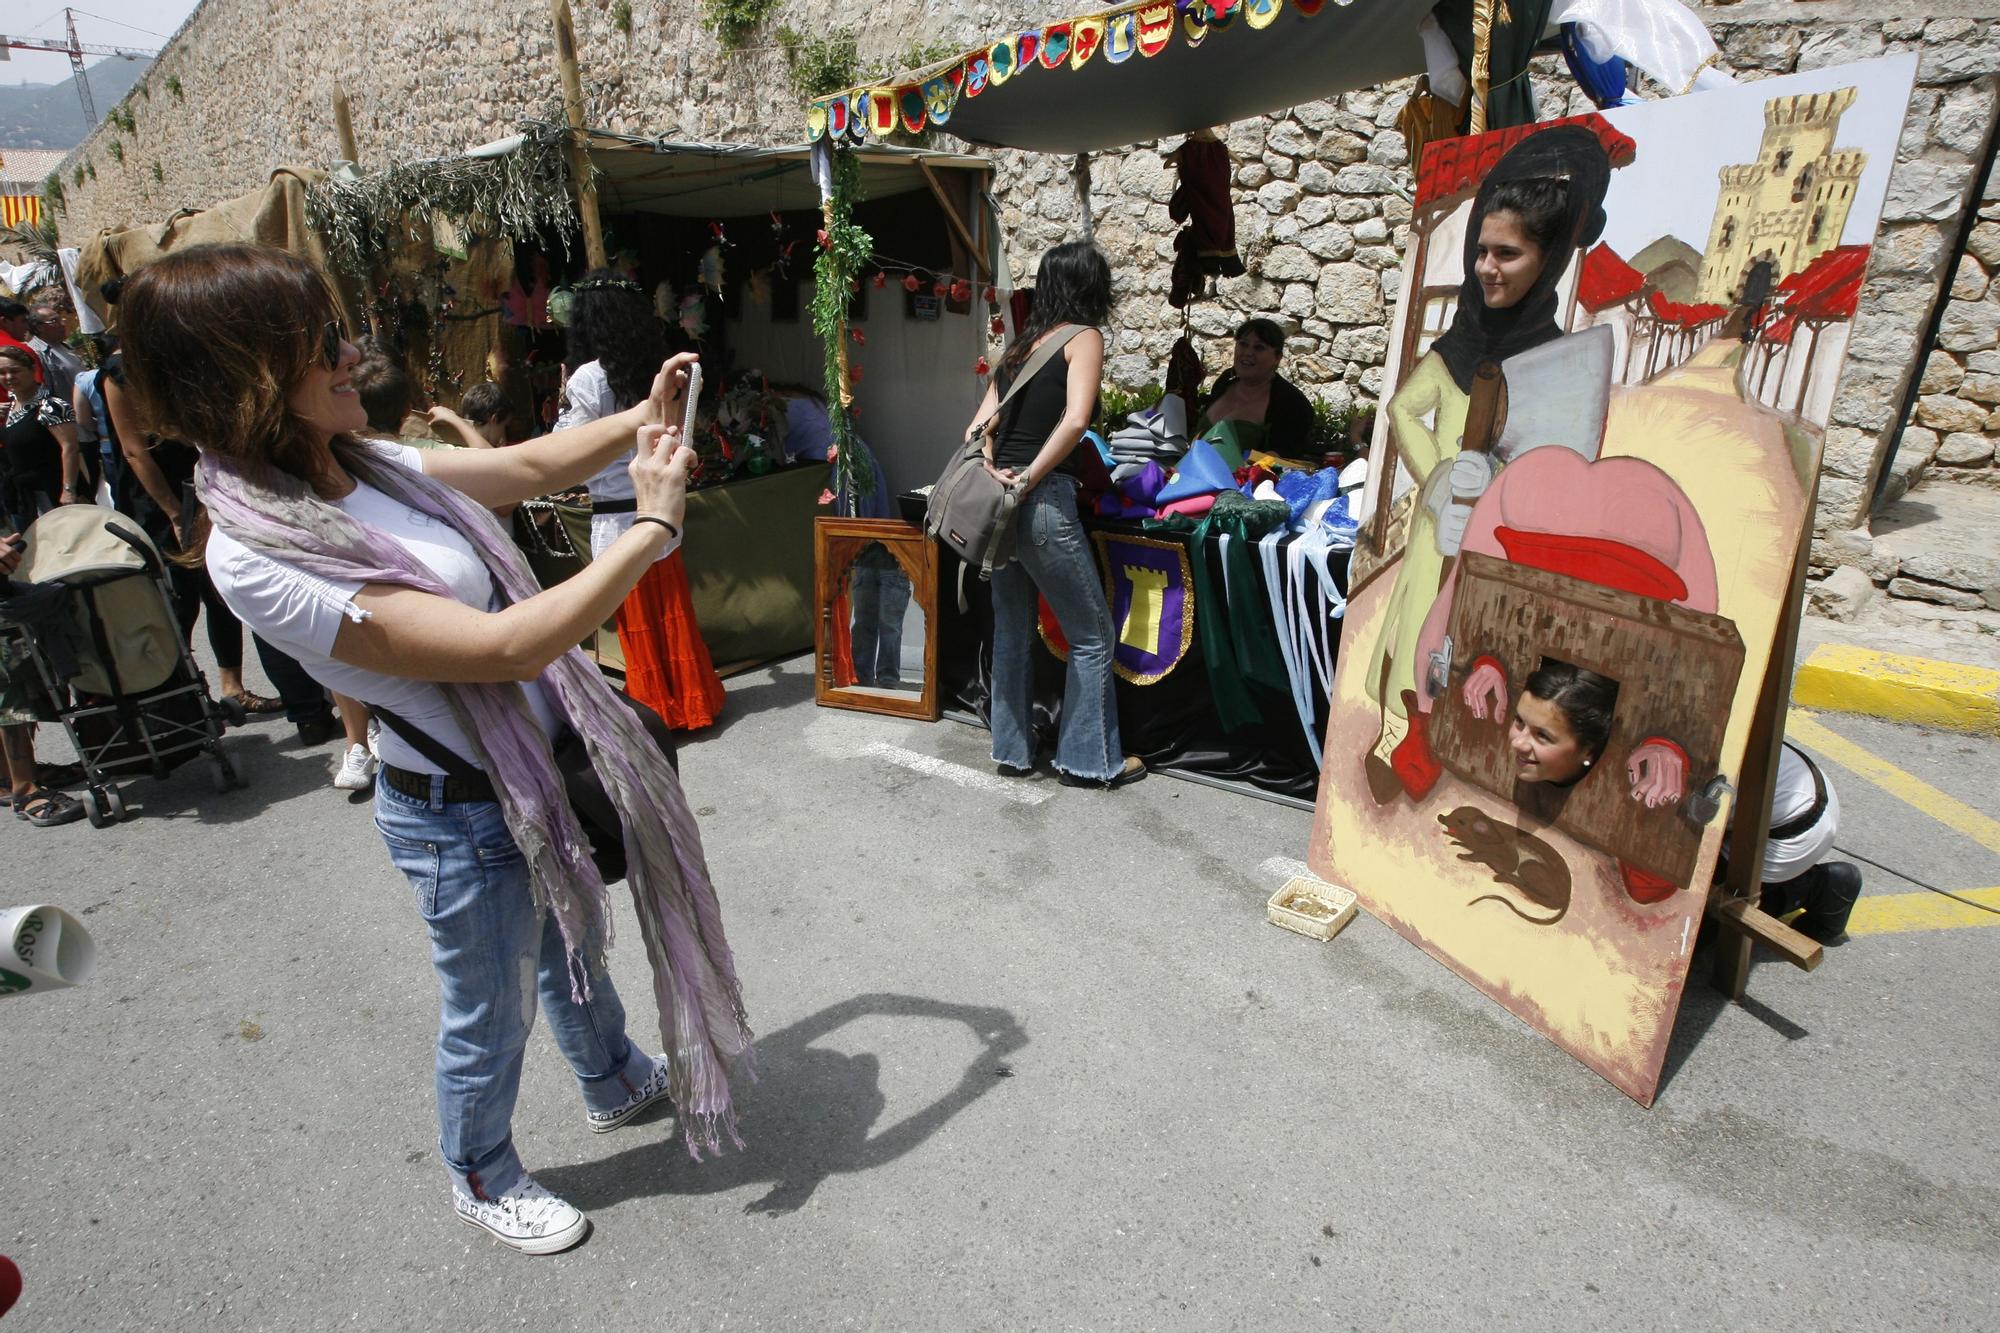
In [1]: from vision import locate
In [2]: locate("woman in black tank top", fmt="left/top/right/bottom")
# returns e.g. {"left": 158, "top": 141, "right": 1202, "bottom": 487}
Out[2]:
{"left": 961, "top": 242, "right": 1144, "bottom": 789}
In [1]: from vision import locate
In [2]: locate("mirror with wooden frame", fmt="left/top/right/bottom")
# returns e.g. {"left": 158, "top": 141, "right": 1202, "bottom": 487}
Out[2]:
{"left": 812, "top": 517, "right": 940, "bottom": 720}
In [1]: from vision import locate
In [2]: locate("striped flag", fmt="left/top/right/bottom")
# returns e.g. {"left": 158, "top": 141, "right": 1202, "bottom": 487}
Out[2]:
{"left": 1, "top": 195, "right": 44, "bottom": 228}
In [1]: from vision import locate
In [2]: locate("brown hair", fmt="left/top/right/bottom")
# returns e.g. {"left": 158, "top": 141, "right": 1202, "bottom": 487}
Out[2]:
{"left": 0, "top": 344, "right": 37, "bottom": 371}
{"left": 459, "top": 380, "right": 505, "bottom": 426}
{"left": 350, "top": 356, "right": 411, "bottom": 433}
{"left": 116, "top": 243, "right": 348, "bottom": 481}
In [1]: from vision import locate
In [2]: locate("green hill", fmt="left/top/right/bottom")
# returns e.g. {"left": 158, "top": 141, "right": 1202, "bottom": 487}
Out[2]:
{"left": 0, "top": 57, "right": 155, "bottom": 150}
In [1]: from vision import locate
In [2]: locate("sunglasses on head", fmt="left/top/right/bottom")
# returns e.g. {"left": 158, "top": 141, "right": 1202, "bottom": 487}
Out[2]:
{"left": 320, "top": 320, "right": 347, "bottom": 371}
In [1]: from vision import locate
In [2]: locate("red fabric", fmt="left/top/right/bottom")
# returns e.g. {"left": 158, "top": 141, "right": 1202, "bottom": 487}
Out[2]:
{"left": 1168, "top": 138, "right": 1237, "bottom": 255}
{"left": 0, "top": 330, "right": 42, "bottom": 384}
{"left": 1037, "top": 593, "right": 1070, "bottom": 656}
{"left": 1494, "top": 526, "right": 1690, "bottom": 603}
{"left": 613, "top": 551, "right": 726, "bottom": 730}
{"left": 830, "top": 587, "right": 857, "bottom": 688}
{"left": 1415, "top": 114, "right": 1637, "bottom": 212}
{"left": 1576, "top": 244, "right": 1646, "bottom": 312}
{"left": 0, "top": 1254, "right": 19, "bottom": 1318}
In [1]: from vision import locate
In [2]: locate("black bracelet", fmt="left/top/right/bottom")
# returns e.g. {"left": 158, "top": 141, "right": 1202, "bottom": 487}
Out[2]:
{"left": 633, "top": 514, "right": 680, "bottom": 542}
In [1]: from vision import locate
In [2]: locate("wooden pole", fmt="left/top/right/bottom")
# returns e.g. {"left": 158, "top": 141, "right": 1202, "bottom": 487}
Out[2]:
{"left": 332, "top": 83, "right": 360, "bottom": 165}
{"left": 918, "top": 160, "right": 992, "bottom": 281}
{"left": 1710, "top": 466, "right": 1824, "bottom": 998}
{"left": 550, "top": 0, "right": 608, "bottom": 271}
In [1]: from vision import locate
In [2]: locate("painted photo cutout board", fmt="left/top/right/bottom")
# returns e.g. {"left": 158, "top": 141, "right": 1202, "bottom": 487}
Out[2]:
{"left": 1313, "top": 55, "right": 1917, "bottom": 1105}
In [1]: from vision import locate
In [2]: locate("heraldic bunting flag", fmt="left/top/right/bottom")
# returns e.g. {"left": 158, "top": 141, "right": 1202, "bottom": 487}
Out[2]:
{"left": 1038, "top": 533, "right": 1194, "bottom": 685}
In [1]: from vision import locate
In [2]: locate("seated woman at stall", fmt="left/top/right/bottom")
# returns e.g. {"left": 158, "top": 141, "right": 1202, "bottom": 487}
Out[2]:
{"left": 1194, "top": 318, "right": 1314, "bottom": 463}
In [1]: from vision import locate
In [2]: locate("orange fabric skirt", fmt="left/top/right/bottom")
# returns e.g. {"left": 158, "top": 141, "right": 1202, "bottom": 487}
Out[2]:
{"left": 614, "top": 551, "right": 726, "bottom": 731}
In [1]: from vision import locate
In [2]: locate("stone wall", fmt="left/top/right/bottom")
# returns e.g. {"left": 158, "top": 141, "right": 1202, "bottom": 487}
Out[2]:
{"left": 43, "top": 0, "right": 2000, "bottom": 555}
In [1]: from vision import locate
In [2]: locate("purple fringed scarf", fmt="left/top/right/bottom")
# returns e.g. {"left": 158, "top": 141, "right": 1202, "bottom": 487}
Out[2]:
{"left": 198, "top": 440, "right": 751, "bottom": 1156}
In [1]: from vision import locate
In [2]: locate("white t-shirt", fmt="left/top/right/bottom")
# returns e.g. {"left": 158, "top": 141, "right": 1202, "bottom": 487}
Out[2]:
{"left": 556, "top": 360, "right": 670, "bottom": 563}
{"left": 206, "top": 442, "right": 561, "bottom": 775}
{"left": 1763, "top": 745, "right": 1839, "bottom": 884}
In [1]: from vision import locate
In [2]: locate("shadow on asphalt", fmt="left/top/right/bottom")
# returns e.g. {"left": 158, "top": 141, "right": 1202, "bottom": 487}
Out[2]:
{"left": 1656, "top": 935, "right": 1811, "bottom": 1095}
{"left": 89, "top": 718, "right": 345, "bottom": 825}
{"left": 674, "top": 657, "right": 817, "bottom": 749}
{"left": 539, "top": 993, "right": 1028, "bottom": 1217}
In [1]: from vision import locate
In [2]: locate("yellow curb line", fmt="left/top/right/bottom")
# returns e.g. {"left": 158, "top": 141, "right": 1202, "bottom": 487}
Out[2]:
{"left": 1791, "top": 644, "right": 2000, "bottom": 735}
{"left": 1845, "top": 886, "right": 2000, "bottom": 937}
{"left": 1787, "top": 709, "right": 2000, "bottom": 859}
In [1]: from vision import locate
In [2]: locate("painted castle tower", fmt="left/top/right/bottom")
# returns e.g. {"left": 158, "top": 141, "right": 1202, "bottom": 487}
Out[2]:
{"left": 1695, "top": 88, "right": 1865, "bottom": 304}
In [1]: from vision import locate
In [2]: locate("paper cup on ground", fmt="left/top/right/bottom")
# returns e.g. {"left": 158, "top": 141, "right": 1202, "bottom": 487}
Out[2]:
{"left": 0, "top": 905, "right": 97, "bottom": 995}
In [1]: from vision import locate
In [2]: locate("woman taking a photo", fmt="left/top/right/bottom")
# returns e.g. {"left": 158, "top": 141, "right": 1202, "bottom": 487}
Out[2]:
{"left": 117, "top": 244, "right": 750, "bottom": 1256}
{"left": 969, "top": 241, "right": 1144, "bottom": 789}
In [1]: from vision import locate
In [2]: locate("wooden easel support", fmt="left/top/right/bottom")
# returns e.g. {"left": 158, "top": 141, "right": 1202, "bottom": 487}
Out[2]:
{"left": 919, "top": 160, "right": 992, "bottom": 282}
{"left": 1706, "top": 469, "right": 1825, "bottom": 999}
{"left": 550, "top": 0, "right": 609, "bottom": 271}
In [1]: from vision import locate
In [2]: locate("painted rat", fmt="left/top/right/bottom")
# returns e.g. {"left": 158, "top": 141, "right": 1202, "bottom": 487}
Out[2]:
{"left": 1435, "top": 804, "right": 1572, "bottom": 925}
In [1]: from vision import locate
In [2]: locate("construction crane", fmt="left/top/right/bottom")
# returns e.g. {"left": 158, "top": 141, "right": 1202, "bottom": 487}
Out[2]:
{"left": 1, "top": 9, "right": 159, "bottom": 126}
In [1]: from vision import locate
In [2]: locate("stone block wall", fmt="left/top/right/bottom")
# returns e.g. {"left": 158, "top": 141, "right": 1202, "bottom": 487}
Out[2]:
{"left": 42, "top": 0, "right": 2000, "bottom": 558}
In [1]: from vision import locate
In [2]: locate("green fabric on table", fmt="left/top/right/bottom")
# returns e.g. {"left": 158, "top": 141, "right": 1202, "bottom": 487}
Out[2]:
{"left": 1197, "top": 418, "right": 1261, "bottom": 472}
{"left": 1189, "top": 491, "right": 1292, "bottom": 734}
{"left": 679, "top": 464, "right": 825, "bottom": 667}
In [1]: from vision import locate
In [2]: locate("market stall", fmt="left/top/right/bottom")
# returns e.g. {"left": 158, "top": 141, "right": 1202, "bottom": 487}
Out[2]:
{"left": 801, "top": 0, "right": 1736, "bottom": 803}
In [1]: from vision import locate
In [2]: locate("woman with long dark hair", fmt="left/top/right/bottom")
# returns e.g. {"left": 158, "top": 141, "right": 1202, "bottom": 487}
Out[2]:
{"left": 965, "top": 241, "right": 1143, "bottom": 788}
{"left": 557, "top": 271, "right": 725, "bottom": 730}
{"left": 117, "top": 244, "right": 749, "bottom": 1255}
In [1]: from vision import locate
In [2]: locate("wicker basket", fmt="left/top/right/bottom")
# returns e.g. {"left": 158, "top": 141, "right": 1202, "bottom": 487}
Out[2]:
{"left": 1267, "top": 876, "right": 1358, "bottom": 942}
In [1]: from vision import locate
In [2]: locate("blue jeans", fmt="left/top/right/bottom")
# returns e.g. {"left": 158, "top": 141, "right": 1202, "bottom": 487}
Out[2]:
{"left": 988, "top": 475, "right": 1122, "bottom": 781}
{"left": 375, "top": 777, "right": 656, "bottom": 1201}
{"left": 849, "top": 547, "right": 912, "bottom": 687}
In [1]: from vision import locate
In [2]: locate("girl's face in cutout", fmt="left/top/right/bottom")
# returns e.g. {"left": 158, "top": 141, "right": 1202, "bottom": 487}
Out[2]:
{"left": 1510, "top": 691, "right": 1590, "bottom": 786}
{"left": 1474, "top": 210, "right": 1548, "bottom": 311}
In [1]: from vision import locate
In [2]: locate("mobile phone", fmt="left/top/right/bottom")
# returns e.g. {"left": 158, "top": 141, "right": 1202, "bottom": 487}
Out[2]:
{"left": 679, "top": 363, "right": 702, "bottom": 444}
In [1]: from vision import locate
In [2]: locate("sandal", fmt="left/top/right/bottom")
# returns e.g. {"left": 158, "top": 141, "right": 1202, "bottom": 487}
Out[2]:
{"left": 16, "top": 788, "right": 85, "bottom": 827}
{"left": 226, "top": 691, "right": 285, "bottom": 715}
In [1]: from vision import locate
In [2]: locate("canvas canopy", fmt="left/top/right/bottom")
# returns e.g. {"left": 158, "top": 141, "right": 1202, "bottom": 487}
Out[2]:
{"left": 73, "top": 167, "right": 343, "bottom": 328}
{"left": 557, "top": 132, "right": 989, "bottom": 216}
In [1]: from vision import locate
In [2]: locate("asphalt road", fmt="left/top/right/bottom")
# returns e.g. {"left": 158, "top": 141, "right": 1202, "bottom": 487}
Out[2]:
{"left": 4, "top": 654, "right": 1995, "bottom": 1330}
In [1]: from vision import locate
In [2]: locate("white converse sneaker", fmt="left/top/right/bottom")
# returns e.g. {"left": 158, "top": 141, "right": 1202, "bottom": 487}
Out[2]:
{"left": 587, "top": 1054, "right": 675, "bottom": 1133}
{"left": 453, "top": 1176, "right": 589, "bottom": 1255}
{"left": 332, "top": 743, "right": 379, "bottom": 791}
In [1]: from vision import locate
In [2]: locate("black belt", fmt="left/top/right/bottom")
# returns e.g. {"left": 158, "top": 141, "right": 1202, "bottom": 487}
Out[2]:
{"left": 591, "top": 498, "right": 637, "bottom": 515}
{"left": 380, "top": 762, "right": 497, "bottom": 805}
{"left": 1767, "top": 744, "right": 1828, "bottom": 842}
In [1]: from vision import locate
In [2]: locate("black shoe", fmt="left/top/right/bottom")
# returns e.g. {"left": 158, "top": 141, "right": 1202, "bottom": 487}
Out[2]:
{"left": 996, "top": 762, "right": 1034, "bottom": 778}
{"left": 1058, "top": 756, "right": 1147, "bottom": 790}
{"left": 295, "top": 716, "right": 337, "bottom": 746}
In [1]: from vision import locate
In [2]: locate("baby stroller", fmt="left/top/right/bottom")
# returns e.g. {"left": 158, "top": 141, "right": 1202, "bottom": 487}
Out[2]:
{"left": 1, "top": 505, "right": 242, "bottom": 827}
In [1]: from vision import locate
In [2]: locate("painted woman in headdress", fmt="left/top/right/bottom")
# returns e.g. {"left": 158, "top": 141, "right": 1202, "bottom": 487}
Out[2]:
{"left": 1362, "top": 125, "right": 1614, "bottom": 806}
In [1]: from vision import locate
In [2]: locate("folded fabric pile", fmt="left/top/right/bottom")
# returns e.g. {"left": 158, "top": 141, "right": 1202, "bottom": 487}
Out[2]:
{"left": 1103, "top": 396, "right": 1192, "bottom": 468}
{"left": 1097, "top": 430, "right": 1367, "bottom": 543}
